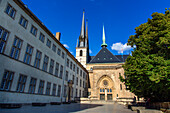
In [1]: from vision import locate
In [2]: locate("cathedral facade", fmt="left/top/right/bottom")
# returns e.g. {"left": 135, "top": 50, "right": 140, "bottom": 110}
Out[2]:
{"left": 76, "top": 11, "right": 134, "bottom": 101}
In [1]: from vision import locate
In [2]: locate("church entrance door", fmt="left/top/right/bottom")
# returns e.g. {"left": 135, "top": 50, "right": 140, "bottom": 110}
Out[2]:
{"left": 100, "top": 94, "right": 105, "bottom": 100}
{"left": 107, "top": 94, "right": 112, "bottom": 100}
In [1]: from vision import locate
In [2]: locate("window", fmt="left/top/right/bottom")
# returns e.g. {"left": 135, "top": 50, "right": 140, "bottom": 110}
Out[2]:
{"left": 70, "top": 61, "right": 72, "bottom": 70}
{"left": 83, "top": 72, "right": 85, "bottom": 79}
{"left": 110, "top": 89, "right": 112, "bottom": 92}
{"left": 59, "top": 65, "right": 63, "bottom": 78}
{"left": 77, "top": 67, "right": 79, "bottom": 74}
{"left": 80, "top": 79, "right": 82, "bottom": 87}
{"left": 34, "top": 50, "right": 42, "bottom": 68}
{"left": 76, "top": 89, "right": 77, "bottom": 97}
{"left": 57, "top": 85, "right": 61, "bottom": 97}
{"left": 76, "top": 77, "right": 78, "bottom": 85}
{"left": 85, "top": 74, "right": 87, "bottom": 79}
{"left": 39, "top": 32, "right": 45, "bottom": 43}
{"left": 83, "top": 81, "right": 85, "bottom": 88}
{"left": 79, "top": 90, "right": 81, "bottom": 97}
{"left": 62, "top": 52, "right": 65, "bottom": 59}
{"left": 28, "top": 77, "right": 37, "bottom": 94}
{"left": 63, "top": 85, "right": 67, "bottom": 97}
{"left": 107, "top": 89, "right": 109, "bottom": 92}
{"left": 42, "top": 55, "right": 49, "bottom": 72}
{"left": 24, "top": 44, "right": 33, "bottom": 64}
{"left": 30, "top": 25, "right": 37, "bottom": 36}
{"left": 73, "top": 64, "right": 75, "bottom": 72}
{"left": 57, "top": 48, "right": 61, "bottom": 56}
{"left": 90, "top": 67, "right": 93, "bottom": 71}
{"left": 16, "top": 74, "right": 27, "bottom": 92}
{"left": 46, "top": 82, "right": 51, "bottom": 95}
{"left": 100, "top": 89, "right": 102, "bottom": 92}
{"left": 0, "top": 70, "right": 14, "bottom": 91}
{"left": 19, "top": 16, "right": 28, "bottom": 28}
{"left": 72, "top": 75, "right": 75, "bottom": 84}
{"left": 65, "top": 71, "right": 68, "bottom": 81}
{"left": 52, "top": 84, "right": 56, "bottom": 96}
{"left": 46, "top": 39, "right": 51, "bottom": 48}
{"left": 52, "top": 44, "right": 56, "bottom": 52}
{"left": 38, "top": 80, "right": 44, "bottom": 94}
{"left": 120, "top": 84, "right": 122, "bottom": 90}
{"left": 67, "top": 58, "right": 69, "bottom": 67}
{"left": 49, "top": 59, "right": 54, "bottom": 74}
{"left": 80, "top": 50, "right": 83, "bottom": 56}
{"left": 83, "top": 91, "right": 85, "bottom": 97}
{"left": 10, "top": 36, "right": 23, "bottom": 59}
{"left": 0, "top": 27, "right": 9, "bottom": 53}
{"left": 55, "top": 62, "right": 59, "bottom": 77}
{"left": 5, "top": 3, "right": 16, "bottom": 19}
{"left": 80, "top": 70, "right": 82, "bottom": 77}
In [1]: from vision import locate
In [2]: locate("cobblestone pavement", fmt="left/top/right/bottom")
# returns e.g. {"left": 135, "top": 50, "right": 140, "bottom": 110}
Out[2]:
{"left": 0, "top": 103, "right": 135, "bottom": 113}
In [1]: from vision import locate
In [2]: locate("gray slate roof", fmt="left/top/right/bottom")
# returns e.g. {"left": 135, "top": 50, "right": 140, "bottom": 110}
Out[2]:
{"left": 88, "top": 47, "right": 129, "bottom": 63}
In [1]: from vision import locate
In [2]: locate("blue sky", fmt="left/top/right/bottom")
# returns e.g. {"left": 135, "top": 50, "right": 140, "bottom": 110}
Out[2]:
{"left": 22, "top": 0, "right": 170, "bottom": 56}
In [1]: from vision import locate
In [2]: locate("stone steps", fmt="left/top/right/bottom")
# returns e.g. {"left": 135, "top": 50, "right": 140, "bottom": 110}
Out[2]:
{"left": 80, "top": 100, "right": 117, "bottom": 104}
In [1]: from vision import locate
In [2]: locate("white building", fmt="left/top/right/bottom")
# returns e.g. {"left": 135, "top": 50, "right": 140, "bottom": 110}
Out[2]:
{"left": 0, "top": 0, "right": 88, "bottom": 104}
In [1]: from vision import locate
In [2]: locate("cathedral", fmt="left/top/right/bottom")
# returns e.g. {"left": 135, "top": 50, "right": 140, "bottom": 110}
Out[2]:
{"left": 76, "top": 11, "right": 134, "bottom": 101}
{"left": 0, "top": 0, "right": 134, "bottom": 105}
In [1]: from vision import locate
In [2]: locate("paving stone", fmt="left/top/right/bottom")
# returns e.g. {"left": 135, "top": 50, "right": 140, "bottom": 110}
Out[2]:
{"left": 0, "top": 103, "right": 135, "bottom": 113}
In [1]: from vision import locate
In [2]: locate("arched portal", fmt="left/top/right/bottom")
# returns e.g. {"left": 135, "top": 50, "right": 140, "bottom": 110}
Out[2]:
{"left": 96, "top": 75, "right": 114, "bottom": 100}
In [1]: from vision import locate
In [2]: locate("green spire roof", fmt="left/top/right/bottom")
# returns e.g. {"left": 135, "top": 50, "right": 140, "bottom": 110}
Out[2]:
{"left": 101, "top": 25, "right": 107, "bottom": 47}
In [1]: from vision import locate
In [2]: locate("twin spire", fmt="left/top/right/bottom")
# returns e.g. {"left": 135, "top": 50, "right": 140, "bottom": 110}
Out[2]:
{"left": 77, "top": 10, "right": 89, "bottom": 48}
{"left": 77, "top": 10, "right": 107, "bottom": 48}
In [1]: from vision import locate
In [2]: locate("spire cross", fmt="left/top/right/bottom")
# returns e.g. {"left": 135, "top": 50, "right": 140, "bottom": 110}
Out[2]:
{"left": 101, "top": 25, "right": 107, "bottom": 47}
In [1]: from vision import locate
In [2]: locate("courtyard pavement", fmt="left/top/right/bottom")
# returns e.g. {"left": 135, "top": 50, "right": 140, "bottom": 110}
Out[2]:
{"left": 0, "top": 103, "right": 135, "bottom": 113}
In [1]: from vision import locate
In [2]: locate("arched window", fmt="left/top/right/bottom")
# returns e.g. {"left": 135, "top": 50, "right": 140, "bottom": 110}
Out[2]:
{"left": 110, "top": 89, "right": 112, "bottom": 92}
{"left": 107, "top": 89, "right": 109, "bottom": 92}
{"left": 80, "top": 50, "right": 83, "bottom": 56}
{"left": 100, "top": 89, "right": 102, "bottom": 92}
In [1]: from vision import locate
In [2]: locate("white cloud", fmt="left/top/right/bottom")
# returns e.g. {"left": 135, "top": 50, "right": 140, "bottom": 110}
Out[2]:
{"left": 89, "top": 49, "right": 92, "bottom": 54}
{"left": 111, "top": 42, "right": 132, "bottom": 53}
{"left": 63, "top": 44, "right": 69, "bottom": 49}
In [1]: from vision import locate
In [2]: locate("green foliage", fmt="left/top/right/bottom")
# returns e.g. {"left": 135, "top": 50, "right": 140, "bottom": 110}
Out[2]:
{"left": 121, "top": 9, "right": 170, "bottom": 102}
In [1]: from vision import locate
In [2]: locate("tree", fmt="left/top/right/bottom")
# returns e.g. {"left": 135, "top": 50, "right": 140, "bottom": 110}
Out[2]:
{"left": 120, "top": 9, "right": 170, "bottom": 102}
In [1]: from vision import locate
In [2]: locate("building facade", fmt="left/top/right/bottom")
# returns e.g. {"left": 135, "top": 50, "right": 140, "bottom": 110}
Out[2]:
{"left": 76, "top": 13, "right": 134, "bottom": 101}
{"left": 0, "top": 0, "right": 88, "bottom": 104}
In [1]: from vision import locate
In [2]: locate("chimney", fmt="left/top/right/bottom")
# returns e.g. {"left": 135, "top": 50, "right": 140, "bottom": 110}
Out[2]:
{"left": 55, "top": 32, "right": 61, "bottom": 41}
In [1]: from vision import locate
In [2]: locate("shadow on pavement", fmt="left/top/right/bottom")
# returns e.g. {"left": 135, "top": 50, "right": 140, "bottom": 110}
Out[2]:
{"left": 0, "top": 103, "right": 103, "bottom": 113}
{"left": 58, "top": 103, "right": 103, "bottom": 113}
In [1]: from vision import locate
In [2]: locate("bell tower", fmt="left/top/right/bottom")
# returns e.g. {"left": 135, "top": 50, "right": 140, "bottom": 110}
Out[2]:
{"left": 76, "top": 11, "right": 89, "bottom": 68}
